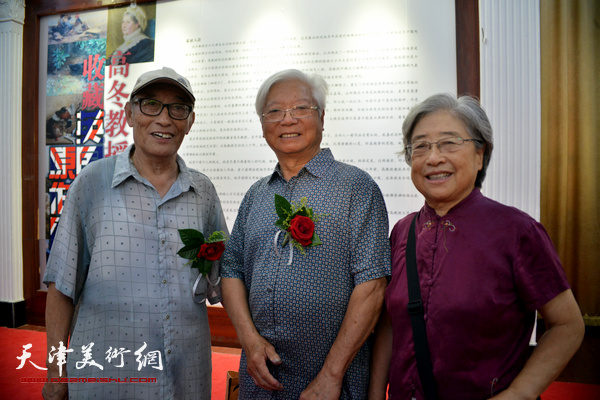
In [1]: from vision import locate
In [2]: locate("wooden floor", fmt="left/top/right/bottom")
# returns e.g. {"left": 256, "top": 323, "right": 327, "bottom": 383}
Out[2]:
{"left": 16, "top": 324, "right": 599, "bottom": 385}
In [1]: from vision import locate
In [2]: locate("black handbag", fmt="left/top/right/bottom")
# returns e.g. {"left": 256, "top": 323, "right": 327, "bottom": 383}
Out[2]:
{"left": 406, "top": 214, "right": 439, "bottom": 400}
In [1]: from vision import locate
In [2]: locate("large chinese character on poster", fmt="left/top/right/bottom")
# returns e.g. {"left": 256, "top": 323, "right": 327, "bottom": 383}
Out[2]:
{"left": 41, "top": 3, "right": 157, "bottom": 265}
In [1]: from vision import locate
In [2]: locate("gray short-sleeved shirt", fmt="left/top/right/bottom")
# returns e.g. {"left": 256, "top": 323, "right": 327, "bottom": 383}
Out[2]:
{"left": 44, "top": 145, "right": 227, "bottom": 399}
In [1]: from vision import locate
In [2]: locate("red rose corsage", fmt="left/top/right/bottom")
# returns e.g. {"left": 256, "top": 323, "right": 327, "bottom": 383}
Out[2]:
{"left": 177, "top": 229, "right": 227, "bottom": 276}
{"left": 274, "top": 194, "right": 326, "bottom": 263}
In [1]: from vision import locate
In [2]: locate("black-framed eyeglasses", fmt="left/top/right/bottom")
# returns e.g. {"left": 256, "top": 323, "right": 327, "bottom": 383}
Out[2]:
{"left": 406, "top": 137, "right": 482, "bottom": 157}
{"left": 262, "top": 105, "right": 319, "bottom": 123}
{"left": 134, "top": 98, "right": 192, "bottom": 120}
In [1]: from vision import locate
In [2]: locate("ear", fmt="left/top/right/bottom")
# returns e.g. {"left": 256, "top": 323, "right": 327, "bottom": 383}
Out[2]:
{"left": 185, "top": 111, "right": 195, "bottom": 135}
{"left": 261, "top": 118, "right": 266, "bottom": 137}
{"left": 125, "top": 101, "right": 134, "bottom": 127}
{"left": 320, "top": 109, "right": 325, "bottom": 129}
{"left": 476, "top": 145, "right": 485, "bottom": 171}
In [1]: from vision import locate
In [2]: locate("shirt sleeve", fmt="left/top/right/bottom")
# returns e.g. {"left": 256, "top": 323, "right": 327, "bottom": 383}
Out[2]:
{"left": 43, "top": 173, "right": 90, "bottom": 304}
{"left": 220, "top": 184, "right": 255, "bottom": 281}
{"left": 348, "top": 173, "right": 392, "bottom": 285}
{"left": 193, "top": 174, "right": 229, "bottom": 304}
{"left": 513, "top": 218, "right": 570, "bottom": 311}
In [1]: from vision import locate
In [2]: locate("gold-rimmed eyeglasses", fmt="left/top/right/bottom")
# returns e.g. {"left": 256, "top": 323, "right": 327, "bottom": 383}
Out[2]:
{"left": 262, "top": 105, "right": 319, "bottom": 123}
{"left": 406, "top": 137, "right": 482, "bottom": 157}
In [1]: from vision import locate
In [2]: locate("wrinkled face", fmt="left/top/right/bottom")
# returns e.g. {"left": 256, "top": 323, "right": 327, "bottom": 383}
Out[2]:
{"left": 121, "top": 14, "right": 139, "bottom": 36}
{"left": 125, "top": 83, "right": 195, "bottom": 165}
{"left": 261, "top": 80, "right": 324, "bottom": 163}
{"left": 410, "top": 110, "right": 484, "bottom": 215}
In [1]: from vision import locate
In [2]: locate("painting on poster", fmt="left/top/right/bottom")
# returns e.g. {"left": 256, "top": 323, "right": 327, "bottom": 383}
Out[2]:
{"left": 47, "top": 11, "right": 107, "bottom": 45}
{"left": 46, "top": 9, "right": 108, "bottom": 98}
{"left": 106, "top": 3, "right": 157, "bottom": 66}
{"left": 45, "top": 93, "right": 81, "bottom": 145}
{"left": 45, "top": 144, "right": 104, "bottom": 249}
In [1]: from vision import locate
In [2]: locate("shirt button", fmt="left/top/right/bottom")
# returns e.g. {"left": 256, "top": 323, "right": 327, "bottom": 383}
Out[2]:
{"left": 424, "top": 314, "right": 428, "bottom": 321}
{"left": 161, "top": 239, "right": 166, "bottom": 245}
{"left": 167, "top": 349, "right": 171, "bottom": 354}
{"left": 267, "top": 287, "right": 273, "bottom": 293}
{"left": 431, "top": 243, "right": 437, "bottom": 250}
{"left": 427, "top": 279, "right": 433, "bottom": 286}
{"left": 163, "top": 279, "right": 167, "bottom": 284}
{"left": 165, "top": 315, "right": 170, "bottom": 320}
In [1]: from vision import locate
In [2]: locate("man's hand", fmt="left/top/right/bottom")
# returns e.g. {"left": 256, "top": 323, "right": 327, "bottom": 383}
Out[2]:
{"left": 42, "top": 380, "right": 68, "bottom": 400}
{"left": 301, "top": 278, "right": 387, "bottom": 400}
{"left": 300, "top": 371, "right": 342, "bottom": 400}
{"left": 221, "top": 277, "right": 284, "bottom": 392}
{"left": 244, "top": 334, "right": 283, "bottom": 392}
{"left": 44, "top": 283, "right": 74, "bottom": 400}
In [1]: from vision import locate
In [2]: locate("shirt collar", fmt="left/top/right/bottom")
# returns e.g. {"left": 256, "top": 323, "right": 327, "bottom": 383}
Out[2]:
{"left": 268, "top": 148, "right": 335, "bottom": 183}
{"left": 111, "top": 144, "right": 197, "bottom": 192}
{"left": 423, "top": 187, "right": 482, "bottom": 218}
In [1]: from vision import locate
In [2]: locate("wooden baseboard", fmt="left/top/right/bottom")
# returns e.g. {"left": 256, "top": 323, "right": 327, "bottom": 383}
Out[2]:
{"left": 25, "top": 290, "right": 46, "bottom": 327}
{"left": 208, "top": 305, "right": 241, "bottom": 348}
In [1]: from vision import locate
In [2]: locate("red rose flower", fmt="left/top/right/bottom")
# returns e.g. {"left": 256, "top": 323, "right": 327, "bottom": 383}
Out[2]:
{"left": 287, "top": 215, "right": 315, "bottom": 246}
{"left": 197, "top": 241, "right": 225, "bottom": 261}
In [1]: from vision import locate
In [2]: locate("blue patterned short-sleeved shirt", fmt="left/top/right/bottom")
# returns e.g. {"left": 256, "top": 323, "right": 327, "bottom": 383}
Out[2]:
{"left": 221, "top": 148, "right": 391, "bottom": 399}
{"left": 43, "top": 145, "right": 227, "bottom": 400}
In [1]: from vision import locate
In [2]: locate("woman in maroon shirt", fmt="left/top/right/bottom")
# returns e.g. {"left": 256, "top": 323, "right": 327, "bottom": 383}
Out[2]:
{"left": 369, "top": 93, "right": 584, "bottom": 400}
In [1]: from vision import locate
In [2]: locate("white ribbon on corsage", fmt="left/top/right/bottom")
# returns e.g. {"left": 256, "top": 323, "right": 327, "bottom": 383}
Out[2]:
{"left": 273, "top": 230, "right": 294, "bottom": 265}
{"left": 191, "top": 273, "right": 221, "bottom": 304}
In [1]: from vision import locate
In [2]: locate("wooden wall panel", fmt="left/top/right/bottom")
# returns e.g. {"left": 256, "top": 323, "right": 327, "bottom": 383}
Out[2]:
{"left": 455, "top": 0, "right": 480, "bottom": 97}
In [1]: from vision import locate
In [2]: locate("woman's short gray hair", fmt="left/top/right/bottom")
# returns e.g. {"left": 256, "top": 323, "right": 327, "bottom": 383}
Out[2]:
{"left": 255, "top": 69, "right": 328, "bottom": 117}
{"left": 401, "top": 93, "right": 494, "bottom": 188}
{"left": 124, "top": 5, "right": 147, "bottom": 32}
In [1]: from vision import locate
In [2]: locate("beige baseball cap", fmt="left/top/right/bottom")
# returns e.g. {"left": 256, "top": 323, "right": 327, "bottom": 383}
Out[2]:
{"left": 130, "top": 67, "right": 195, "bottom": 102}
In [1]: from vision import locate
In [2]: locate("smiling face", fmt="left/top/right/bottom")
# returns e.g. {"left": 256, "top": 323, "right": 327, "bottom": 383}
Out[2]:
{"left": 261, "top": 79, "right": 324, "bottom": 164}
{"left": 125, "top": 83, "right": 195, "bottom": 167}
{"left": 121, "top": 13, "right": 139, "bottom": 36}
{"left": 410, "top": 110, "right": 484, "bottom": 216}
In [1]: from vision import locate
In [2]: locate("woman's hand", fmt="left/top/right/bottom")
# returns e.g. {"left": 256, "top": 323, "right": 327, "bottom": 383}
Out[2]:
{"left": 487, "top": 386, "right": 534, "bottom": 400}
{"left": 492, "top": 289, "right": 584, "bottom": 400}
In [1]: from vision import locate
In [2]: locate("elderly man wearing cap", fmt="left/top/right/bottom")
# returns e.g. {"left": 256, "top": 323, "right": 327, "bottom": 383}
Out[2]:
{"left": 42, "top": 67, "right": 227, "bottom": 400}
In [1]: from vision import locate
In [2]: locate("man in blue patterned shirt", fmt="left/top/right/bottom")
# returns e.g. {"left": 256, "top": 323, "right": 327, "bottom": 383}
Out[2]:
{"left": 43, "top": 67, "right": 227, "bottom": 400}
{"left": 221, "top": 69, "right": 391, "bottom": 399}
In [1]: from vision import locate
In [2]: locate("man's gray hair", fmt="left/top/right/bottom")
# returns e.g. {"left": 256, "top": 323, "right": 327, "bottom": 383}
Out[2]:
{"left": 255, "top": 69, "right": 328, "bottom": 117}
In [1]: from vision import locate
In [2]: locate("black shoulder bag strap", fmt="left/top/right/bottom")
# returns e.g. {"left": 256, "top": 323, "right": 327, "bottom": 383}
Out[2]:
{"left": 406, "top": 214, "right": 439, "bottom": 400}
